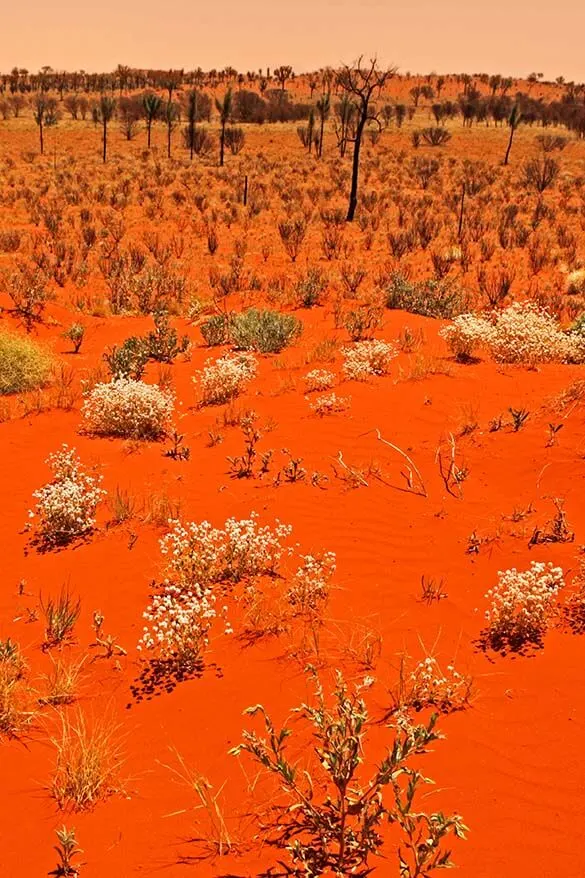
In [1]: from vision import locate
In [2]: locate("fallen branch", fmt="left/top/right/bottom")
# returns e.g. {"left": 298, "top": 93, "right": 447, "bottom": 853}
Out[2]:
{"left": 373, "top": 429, "right": 427, "bottom": 497}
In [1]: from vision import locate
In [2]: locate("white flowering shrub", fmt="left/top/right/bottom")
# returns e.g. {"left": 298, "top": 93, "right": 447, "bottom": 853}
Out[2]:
{"left": 304, "top": 369, "right": 336, "bottom": 393}
{"left": 29, "top": 445, "right": 106, "bottom": 546}
{"left": 488, "top": 303, "right": 569, "bottom": 365}
{"left": 196, "top": 352, "right": 257, "bottom": 406}
{"left": 286, "top": 552, "right": 337, "bottom": 616}
{"left": 441, "top": 303, "right": 585, "bottom": 366}
{"left": 137, "top": 583, "right": 219, "bottom": 666}
{"left": 82, "top": 378, "right": 174, "bottom": 439}
{"left": 160, "top": 513, "right": 293, "bottom": 588}
{"left": 484, "top": 561, "right": 565, "bottom": 648}
{"left": 407, "top": 657, "right": 471, "bottom": 712}
{"left": 309, "top": 392, "right": 351, "bottom": 416}
{"left": 342, "top": 340, "right": 397, "bottom": 381}
{"left": 439, "top": 314, "right": 494, "bottom": 362}
{"left": 138, "top": 514, "right": 293, "bottom": 666}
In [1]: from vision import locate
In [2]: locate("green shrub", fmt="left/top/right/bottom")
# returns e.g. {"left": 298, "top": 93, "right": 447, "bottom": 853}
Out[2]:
{"left": 0, "top": 330, "right": 54, "bottom": 395}
{"left": 145, "top": 312, "right": 190, "bottom": 362}
{"left": 231, "top": 308, "right": 302, "bottom": 353}
{"left": 383, "top": 272, "right": 466, "bottom": 318}
{"left": 200, "top": 314, "right": 231, "bottom": 347}
{"left": 103, "top": 336, "right": 149, "bottom": 380}
{"left": 104, "top": 313, "right": 189, "bottom": 378}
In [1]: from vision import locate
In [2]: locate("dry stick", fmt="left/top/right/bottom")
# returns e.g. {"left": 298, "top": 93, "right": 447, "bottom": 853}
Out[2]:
{"left": 436, "top": 434, "right": 459, "bottom": 498}
{"left": 372, "top": 429, "right": 427, "bottom": 497}
{"left": 332, "top": 451, "right": 369, "bottom": 487}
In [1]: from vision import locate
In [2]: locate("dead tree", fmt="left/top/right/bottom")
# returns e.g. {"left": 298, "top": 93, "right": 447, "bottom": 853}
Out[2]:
{"left": 336, "top": 58, "right": 396, "bottom": 221}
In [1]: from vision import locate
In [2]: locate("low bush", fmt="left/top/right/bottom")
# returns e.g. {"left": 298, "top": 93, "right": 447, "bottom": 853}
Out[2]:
{"left": 82, "top": 378, "right": 174, "bottom": 439}
{"left": 304, "top": 369, "right": 336, "bottom": 392}
{"left": 196, "top": 352, "right": 257, "bottom": 406}
{"left": 441, "top": 302, "right": 585, "bottom": 365}
{"left": 200, "top": 313, "right": 230, "bottom": 347}
{"left": 342, "top": 340, "right": 397, "bottom": 380}
{"left": 383, "top": 272, "right": 466, "bottom": 318}
{"left": 138, "top": 514, "right": 293, "bottom": 666}
{"left": 309, "top": 392, "right": 351, "bottom": 416}
{"left": 0, "top": 330, "right": 54, "bottom": 394}
{"left": 231, "top": 308, "right": 302, "bottom": 353}
{"left": 29, "top": 445, "right": 106, "bottom": 547}
{"left": 483, "top": 561, "right": 564, "bottom": 649}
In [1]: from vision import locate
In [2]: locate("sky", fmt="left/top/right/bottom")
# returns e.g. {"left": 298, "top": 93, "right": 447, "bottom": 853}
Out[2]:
{"left": 3, "top": 0, "right": 584, "bottom": 81}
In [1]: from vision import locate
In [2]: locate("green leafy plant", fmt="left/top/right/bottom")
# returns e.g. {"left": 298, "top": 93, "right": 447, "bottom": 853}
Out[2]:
{"left": 63, "top": 324, "right": 85, "bottom": 354}
{"left": 231, "top": 308, "right": 302, "bottom": 353}
{"left": 49, "top": 826, "right": 83, "bottom": 877}
{"left": 231, "top": 669, "right": 467, "bottom": 876}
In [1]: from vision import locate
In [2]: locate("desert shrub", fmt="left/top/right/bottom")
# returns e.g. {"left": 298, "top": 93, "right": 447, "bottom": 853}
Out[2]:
{"left": 103, "top": 337, "right": 150, "bottom": 380}
{"left": 224, "top": 126, "right": 245, "bottom": 155}
{"left": 522, "top": 155, "right": 559, "bottom": 193}
{"left": 196, "top": 352, "right": 257, "bottom": 405}
{"left": 0, "top": 330, "right": 54, "bottom": 394}
{"left": 483, "top": 561, "right": 564, "bottom": 649}
{"left": 4, "top": 265, "right": 53, "bottom": 330}
{"left": 278, "top": 217, "right": 307, "bottom": 262}
{"left": 343, "top": 340, "right": 397, "bottom": 380}
{"left": 231, "top": 308, "right": 302, "bottom": 353}
{"left": 421, "top": 126, "right": 451, "bottom": 146}
{"left": 82, "top": 379, "right": 174, "bottom": 439}
{"left": 487, "top": 303, "right": 581, "bottom": 365}
{"left": 304, "top": 369, "right": 336, "bottom": 392}
{"left": 401, "top": 657, "right": 472, "bottom": 713}
{"left": 29, "top": 445, "right": 106, "bottom": 547}
{"left": 0, "top": 639, "right": 34, "bottom": 739}
{"left": 566, "top": 270, "right": 585, "bottom": 296}
{"left": 0, "top": 230, "right": 22, "bottom": 252}
{"left": 439, "top": 314, "right": 493, "bottom": 362}
{"left": 344, "top": 304, "right": 384, "bottom": 341}
{"left": 285, "top": 552, "right": 336, "bottom": 617}
{"left": 310, "top": 392, "right": 351, "bottom": 416}
{"left": 294, "top": 267, "right": 328, "bottom": 308}
{"left": 183, "top": 126, "right": 215, "bottom": 156}
{"left": 143, "top": 311, "right": 190, "bottom": 362}
{"left": 63, "top": 323, "right": 85, "bottom": 354}
{"left": 230, "top": 670, "right": 467, "bottom": 877}
{"left": 138, "top": 582, "right": 218, "bottom": 667}
{"left": 200, "top": 313, "right": 230, "bottom": 346}
{"left": 536, "top": 134, "right": 568, "bottom": 152}
{"left": 442, "top": 303, "right": 585, "bottom": 365}
{"left": 161, "top": 513, "right": 292, "bottom": 588}
{"left": 138, "top": 514, "right": 292, "bottom": 666}
{"left": 383, "top": 273, "right": 466, "bottom": 318}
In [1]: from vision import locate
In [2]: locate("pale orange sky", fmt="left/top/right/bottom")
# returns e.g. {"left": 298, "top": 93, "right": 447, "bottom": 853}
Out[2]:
{"left": 4, "top": 0, "right": 584, "bottom": 81}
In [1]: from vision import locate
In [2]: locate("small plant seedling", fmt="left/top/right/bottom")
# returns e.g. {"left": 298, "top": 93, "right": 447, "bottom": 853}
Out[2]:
{"left": 89, "top": 611, "right": 127, "bottom": 660}
{"left": 529, "top": 497, "right": 575, "bottom": 546}
{"left": 508, "top": 406, "right": 530, "bottom": 432}
{"left": 49, "top": 826, "right": 83, "bottom": 877}
{"left": 280, "top": 449, "right": 306, "bottom": 483}
{"left": 164, "top": 428, "right": 191, "bottom": 461}
{"left": 419, "top": 575, "right": 448, "bottom": 604}
{"left": 546, "top": 422, "right": 563, "bottom": 447}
